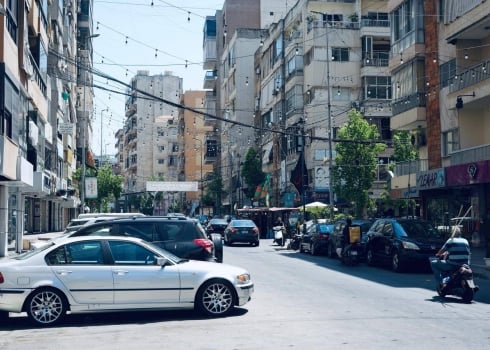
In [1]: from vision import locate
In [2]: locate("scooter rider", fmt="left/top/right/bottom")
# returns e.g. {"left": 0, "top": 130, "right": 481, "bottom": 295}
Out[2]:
{"left": 341, "top": 217, "right": 353, "bottom": 256}
{"left": 430, "top": 226, "right": 470, "bottom": 289}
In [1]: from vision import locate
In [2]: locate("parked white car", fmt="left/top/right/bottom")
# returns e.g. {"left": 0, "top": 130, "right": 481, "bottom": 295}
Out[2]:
{"left": 0, "top": 236, "right": 253, "bottom": 326}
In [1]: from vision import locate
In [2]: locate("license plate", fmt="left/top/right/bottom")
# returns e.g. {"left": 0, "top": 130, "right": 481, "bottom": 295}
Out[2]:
{"left": 350, "top": 250, "right": 358, "bottom": 256}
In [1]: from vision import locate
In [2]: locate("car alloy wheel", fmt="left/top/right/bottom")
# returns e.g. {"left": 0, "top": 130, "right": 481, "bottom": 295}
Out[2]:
{"left": 391, "top": 252, "right": 403, "bottom": 272}
{"left": 26, "top": 288, "right": 67, "bottom": 326}
{"left": 196, "top": 279, "right": 235, "bottom": 317}
{"left": 366, "top": 248, "right": 374, "bottom": 266}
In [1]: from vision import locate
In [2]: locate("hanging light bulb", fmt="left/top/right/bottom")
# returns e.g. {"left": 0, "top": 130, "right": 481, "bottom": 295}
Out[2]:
{"left": 155, "top": 49, "right": 158, "bottom": 58}
{"left": 188, "top": 12, "right": 191, "bottom": 22}
{"left": 295, "top": 44, "right": 299, "bottom": 55}
{"left": 185, "top": 60, "right": 188, "bottom": 68}
{"left": 337, "top": 86, "right": 341, "bottom": 96}
{"left": 464, "top": 50, "right": 469, "bottom": 60}
{"left": 96, "top": 22, "right": 99, "bottom": 30}
{"left": 400, "top": 53, "right": 404, "bottom": 64}
{"left": 245, "top": 76, "right": 249, "bottom": 86}
{"left": 125, "top": 36, "right": 128, "bottom": 44}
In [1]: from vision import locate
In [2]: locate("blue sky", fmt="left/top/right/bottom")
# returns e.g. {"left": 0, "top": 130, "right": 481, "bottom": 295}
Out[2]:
{"left": 92, "top": 0, "right": 223, "bottom": 155}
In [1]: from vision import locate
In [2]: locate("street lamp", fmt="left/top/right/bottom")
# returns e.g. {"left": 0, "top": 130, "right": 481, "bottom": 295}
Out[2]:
{"left": 192, "top": 137, "right": 204, "bottom": 215}
{"left": 80, "top": 33, "right": 100, "bottom": 213}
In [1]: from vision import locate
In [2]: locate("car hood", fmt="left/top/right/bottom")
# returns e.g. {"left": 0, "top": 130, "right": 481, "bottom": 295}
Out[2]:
{"left": 175, "top": 259, "right": 249, "bottom": 277}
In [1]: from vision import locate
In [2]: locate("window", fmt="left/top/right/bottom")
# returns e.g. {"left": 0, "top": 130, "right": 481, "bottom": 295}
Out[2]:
{"left": 363, "top": 76, "right": 392, "bottom": 99}
{"left": 119, "top": 223, "right": 154, "bottom": 241}
{"left": 158, "top": 159, "right": 164, "bottom": 164}
{"left": 331, "top": 47, "right": 349, "bottom": 62}
{"left": 440, "top": 59, "right": 456, "bottom": 88}
{"left": 108, "top": 241, "right": 157, "bottom": 265}
{"left": 442, "top": 129, "right": 459, "bottom": 156}
{"left": 46, "top": 241, "right": 104, "bottom": 265}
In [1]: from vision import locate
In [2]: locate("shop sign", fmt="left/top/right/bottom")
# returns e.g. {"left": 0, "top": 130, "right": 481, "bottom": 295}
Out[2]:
{"left": 417, "top": 168, "right": 445, "bottom": 189}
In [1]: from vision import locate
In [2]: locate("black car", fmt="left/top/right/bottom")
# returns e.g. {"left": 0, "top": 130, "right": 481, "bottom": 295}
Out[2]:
{"left": 299, "top": 221, "right": 334, "bottom": 255}
{"left": 205, "top": 218, "right": 229, "bottom": 238}
{"left": 327, "top": 219, "right": 374, "bottom": 259}
{"left": 365, "top": 218, "right": 446, "bottom": 272}
{"left": 223, "top": 219, "right": 260, "bottom": 246}
{"left": 69, "top": 216, "right": 223, "bottom": 263}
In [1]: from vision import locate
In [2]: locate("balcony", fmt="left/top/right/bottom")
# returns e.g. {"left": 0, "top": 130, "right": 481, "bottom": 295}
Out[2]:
{"left": 391, "top": 92, "right": 427, "bottom": 130}
{"left": 360, "top": 19, "right": 390, "bottom": 38}
{"left": 203, "top": 37, "right": 217, "bottom": 70}
{"left": 450, "top": 144, "right": 490, "bottom": 166}
{"left": 0, "top": 136, "right": 19, "bottom": 180}
{"left": 449, "top": 59, "right": 490, "bottom": 95}
{"left": 361, "top": 51, "right": 389, "bottom": 68}
{"left": 203, "top": 70, "right": 217, "bottom": 90}
{"left": 445, "top": 0, "right": 490, "bottom": 43}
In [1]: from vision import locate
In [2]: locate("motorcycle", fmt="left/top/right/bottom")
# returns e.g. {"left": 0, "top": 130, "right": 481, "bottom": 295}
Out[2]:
{"left": 431, "top": 258, "right": 479, "bottom": 303}
{"left": 273, "top": 225, "right": 286, "bottom": 247}
{"left": 339, "top": 242, "right": 360, "bottom": 266}
{"left": 287, "top": 231, "right": 302, "bottom": 250}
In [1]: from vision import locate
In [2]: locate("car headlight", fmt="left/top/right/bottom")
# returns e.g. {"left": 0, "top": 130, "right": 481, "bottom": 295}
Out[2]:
{"left": 236, "top": 273, "right": 250, "bottom": 284}
{"left": 401, "top": 241, "right": 420, "bottom": 250}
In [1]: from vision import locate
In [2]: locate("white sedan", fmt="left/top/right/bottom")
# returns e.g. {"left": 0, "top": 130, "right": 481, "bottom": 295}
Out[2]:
{"left": 0, "top": 236, "right": 253, "bottom": 326}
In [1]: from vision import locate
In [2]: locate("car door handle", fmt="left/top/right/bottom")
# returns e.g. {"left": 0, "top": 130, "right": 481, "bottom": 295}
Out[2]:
{"left": 55, "top": 270, "right": 73, "bottom": 275}
{"left": 113, "top": 270, "right": 129, "bottom": 276}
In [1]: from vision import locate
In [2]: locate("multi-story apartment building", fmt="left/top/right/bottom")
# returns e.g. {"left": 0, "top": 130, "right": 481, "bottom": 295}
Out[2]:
{"left": 119, "top": 71, "right": 183, "bottom": 213}
{"left": 386, "top": 0, "right": 490, "bottom": 251}
{"left": 202, "top": 0, "right": 290, "bottom": 214}
{"left": 180, "top": 90, "right": 215, "bottom": 216}
{"left": 0, "top": 0, "right": 94, "bottom": 256}
{"left": 204, "top": 0, "right": 393, "bottom": 214}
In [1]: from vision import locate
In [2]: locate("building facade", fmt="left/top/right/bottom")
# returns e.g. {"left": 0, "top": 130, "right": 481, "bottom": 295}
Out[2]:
{"left": 0, "top": 0, "right": 94, "bottom": 256}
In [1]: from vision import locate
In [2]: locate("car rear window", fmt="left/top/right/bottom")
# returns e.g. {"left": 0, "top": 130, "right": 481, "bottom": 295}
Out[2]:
{"left": 397, "top": 221, "right": 441, "bottom": 238}
{"left": 233, "top": 220, "right": 255, "bottom": 227}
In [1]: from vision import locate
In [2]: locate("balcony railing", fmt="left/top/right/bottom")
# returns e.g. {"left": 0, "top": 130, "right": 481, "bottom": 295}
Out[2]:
{"left": 307, "top": 19, "right": 360, "bottom": 33}
{"left": 360, "top": 19, "right": 390, "bottom": 28}
{"left": 450, "top": 144, "right": 490, "bottom": 166}
{"left": 29, "top": 52, "right": 47, "bottom": 96}
{"left": 395, "top": 159, "right": 428, "bottom": 177}
{"left": 392, "top": 92, "right": 426, "bottom": 115}
{"left": 449, "top": 59, "right": 490, "bottom": 94}
{"left": 361, "top": 51, "right": 389, "bottom": 67}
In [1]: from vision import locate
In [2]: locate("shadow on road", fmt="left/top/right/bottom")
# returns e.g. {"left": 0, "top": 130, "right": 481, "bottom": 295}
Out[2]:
{"left": 268, "top": 240, "right": 490, "bottom": 305}
{"left": 1, "top": 307, "right": 248, "bottom": 330}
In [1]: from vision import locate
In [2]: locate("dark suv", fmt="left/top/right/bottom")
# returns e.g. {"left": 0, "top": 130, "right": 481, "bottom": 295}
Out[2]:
{"left": 69, "top": 216, "right": 223, "bottom": 263}
{"left": 365, "top": 218, "right": 445, "bottom": 272}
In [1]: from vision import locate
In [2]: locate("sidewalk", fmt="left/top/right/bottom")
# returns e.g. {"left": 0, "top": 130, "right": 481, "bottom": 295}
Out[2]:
{"left": 470, "top": 246, "right": 490, "bottom": 280}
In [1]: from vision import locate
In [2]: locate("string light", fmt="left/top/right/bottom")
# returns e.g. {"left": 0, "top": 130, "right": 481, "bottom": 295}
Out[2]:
{"left": 155, "top": 49, "right": 158, "bottom": 58}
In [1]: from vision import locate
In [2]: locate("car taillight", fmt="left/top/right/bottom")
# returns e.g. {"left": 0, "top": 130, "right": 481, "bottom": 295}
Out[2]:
{"left": 0, "top": 272, "right": 4, "bottom": 284}
{"left": 230, "top": 228, "right": 238, "bottom": 234}
{"left": 318, "top": 234, "right": 328, "bottom": 240}
{"left": 194, "top": 238, "right": 214, "bottom": 253}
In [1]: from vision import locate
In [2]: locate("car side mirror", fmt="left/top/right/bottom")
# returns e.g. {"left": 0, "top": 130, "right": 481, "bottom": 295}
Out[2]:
{"left": 156, "top": 257, "right": 169, "bottom": 266}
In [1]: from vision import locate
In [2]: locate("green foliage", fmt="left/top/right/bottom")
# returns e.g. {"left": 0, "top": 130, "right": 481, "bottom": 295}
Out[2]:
{"left": 333, "top": 109, "right": 386, "bottom": 217}
{"left": 391, "top": 130, "right": 418, "bottom": 162}
{"left": 94, "top": 165, "right": 124, "bottom": 212}
{"left": 241, "top": 148, "right": 265, "bottom": 199}
{"left": 206, "top": 171, "right": 226, "bottom": 213}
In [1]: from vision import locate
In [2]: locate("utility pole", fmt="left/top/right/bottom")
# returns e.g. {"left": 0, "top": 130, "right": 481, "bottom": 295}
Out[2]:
{"left": 193, "top": 137, "right": 204, "bottom": 215}
{"left": 79, "top": 33, "right": 99, "bottom": 213}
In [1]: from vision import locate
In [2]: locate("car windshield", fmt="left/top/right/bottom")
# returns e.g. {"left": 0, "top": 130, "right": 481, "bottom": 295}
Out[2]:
{"left": 396, "top": 221, "right": 442, "bottom": 239}
{"left": 232, "top": 220, "right": 255, "bottom": 227}
{"left": 211, "top": 219, "right": 228, "bottom": 225}
{"left": 318, "top": 224, "right": 334, "bottom": 233}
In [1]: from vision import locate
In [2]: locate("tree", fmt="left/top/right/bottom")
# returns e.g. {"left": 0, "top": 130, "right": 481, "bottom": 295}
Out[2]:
{"left": 391, "top": 130, "right": 418, "bottom": 162}
{"left": 206, "top": 171, "right": 226, "bottom": 215}
{"left": 96, "top": 165, "right": 124, "bottom": 212}
{"left": 241, "top": 148, "right": 265, "bottom": 199}
{"left": 333, "top": 109, "right": 386, "bottom": 218}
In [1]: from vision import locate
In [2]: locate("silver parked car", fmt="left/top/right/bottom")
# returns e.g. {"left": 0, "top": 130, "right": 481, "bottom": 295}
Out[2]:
{"left": 0, "top": 236, "right": 254, "bottom": 326}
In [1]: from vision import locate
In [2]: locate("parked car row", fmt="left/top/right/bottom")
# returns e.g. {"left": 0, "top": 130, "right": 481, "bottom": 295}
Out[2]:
{"left": 297, "top": 217, "right": 446, "bottom": 272}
